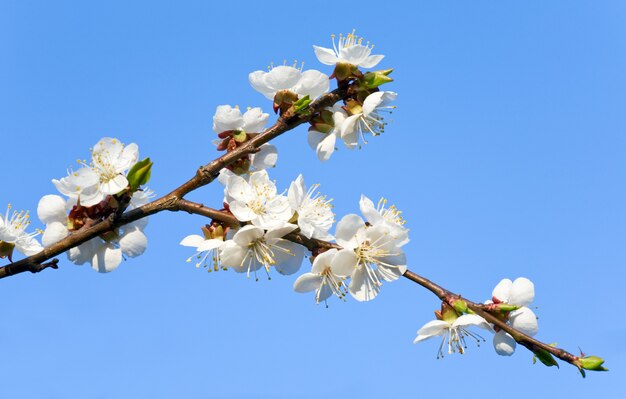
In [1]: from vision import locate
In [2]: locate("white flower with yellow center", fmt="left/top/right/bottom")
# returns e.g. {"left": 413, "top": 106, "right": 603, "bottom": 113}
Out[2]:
{"left": 307, "top": 104, "right": 349, "bottom": 162}
{"left": 359, "top": 195, "right": 409, "bottom": 246}
{"left": 180, "top": 225, "right": 228, "bottom": 272}
{"left": 249, "top": 64, "right": 329, "bottom": 101}
{"left": 313, "top": 30, "right": 384, "bottom": 69}
{"left": 225, "top": 170, "right": 293, "bottom": 229}
{"left": 52, "top": 137, "right": 139, "bottom": 206}
{"left": 413, "top": 314, "right": 492, "bottom": 358}
{"left": 288, "top": 175, "right": 334, "bottom": 241}
{"left": 0, "top": 204, "right": 43, "bottom": 260}
{"left": 293, "top": 248, "right": 351, "bottom": 305}
{"left": 341, "top": 91, "right": 397, "bottom": 148}
{"left": 334, "top": 214, "right": 407, "bottom": 301}
{"left": 219, "top": 225, "right": 304, "bottom": 278}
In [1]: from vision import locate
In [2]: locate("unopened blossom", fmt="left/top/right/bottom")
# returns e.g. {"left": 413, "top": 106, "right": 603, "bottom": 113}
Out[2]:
{"left": 359, "top": 195, "right": 409, "bottom": 246}
{"left": 249, "top": 64, "right": 329, "bottom": 101}
{"left": 488, "top": 277, "right": 538, "bottom": 356}
{"left": 341, "top": 91, "right": 397, "bottom": 148}
{"left": 225, "top": 170, "right": 293, "bottom": 229}
{"left": 414, "top": 314, "right": 492, "bottom": 358}
{"left": 293, "top": 248, "right": 352, "bottom": 304}
{"left": 37, "top": 192, "right": 148, "bottom": 273}
{"left": 220, "top": 225, "right": 304, "bottom": 278}
{"left": 180, "top": 225, "right": 227, "bottom": 272}
{"left": 52, "top": 137, "right": 139, "bottom": 206}
{"left": 0, "top": 204, "right": 43, "bottom": 260}
{"left": 313, "top": 30, "right": 384, "bottom": 69}
{"left": 334, "top": 214, "right": 407, "bottom": 301}
{"left": 288, "top": 175, "right": 334, "bottom": 241}
{"left": 307, "top": 104, "right": 349, "bottom": 162}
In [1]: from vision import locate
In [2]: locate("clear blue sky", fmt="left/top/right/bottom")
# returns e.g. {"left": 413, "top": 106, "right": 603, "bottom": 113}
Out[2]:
{"left": 1, "top": 1, "right": 624, "bottom": 397}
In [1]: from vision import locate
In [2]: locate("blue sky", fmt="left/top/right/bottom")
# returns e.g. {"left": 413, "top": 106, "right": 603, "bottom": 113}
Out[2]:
{"left": 1, "top": 1, "right": 624, "bottom": 397}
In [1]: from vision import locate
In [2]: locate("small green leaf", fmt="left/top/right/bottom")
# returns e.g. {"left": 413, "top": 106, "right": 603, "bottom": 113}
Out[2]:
{"left": 533, "top": 348, "right": 559, "bottom": 368}
{"left": 362, "top": 69, "right": 394, "bottom": 89}
{"left": 127, "top": 157, "right": 153, "bottom": 191}
{"left": 580, "top": 356, "right": 608, "bottom": 372}
{"left": 293, "top": 95, "right": 312, "bottom": 114}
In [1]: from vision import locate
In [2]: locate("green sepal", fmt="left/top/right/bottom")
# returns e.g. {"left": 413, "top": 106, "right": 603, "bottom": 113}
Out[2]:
{"left": 532, "top": 348, "right": 559, "bottom": 368}
{"left": 293, "top": 95, "right": 312, "bottom": 114}
{"left": 362, "top": 69, "right": 394, "bottom": 89}
{"left": 232, "top": 130, "right": 248, "bottom": 143}
{"left": 452, "top": 299, "right": 468, "bottom": 314}
{"left": 127, "top": 157, "right": 153, "bottom": 191}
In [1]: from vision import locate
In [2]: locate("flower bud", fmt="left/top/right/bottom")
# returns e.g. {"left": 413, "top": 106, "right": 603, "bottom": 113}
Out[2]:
{"left": 579, "top": 356, "right": 608, "bottom": 371}
{"left": 0, "top": 241, "right": 16, "bottom": 261}
{"left": 333, "top": 62, "right": 361, "bottom": 81}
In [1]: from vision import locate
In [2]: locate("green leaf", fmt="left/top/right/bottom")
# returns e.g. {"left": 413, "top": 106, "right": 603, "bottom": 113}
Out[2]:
{"left": 532, "top": 348, "right": 559, "bottom": 368}
{"left": 293, "top": 95, "right": 312, "bottom": 114}
{"left": 127, "top": 157, "right": 153, "bottom": 191}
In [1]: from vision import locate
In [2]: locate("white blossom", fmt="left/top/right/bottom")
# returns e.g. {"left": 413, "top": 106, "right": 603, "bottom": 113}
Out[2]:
{"left": 341, "top": 91, "right": 397, "bottom": 148}
{"left": 413, "top": 314, "right": 492, "bottom": 358}
{"left": 219, "top": 225, "right": 304, "bottom": 278}
{"left": 334, "top": 214, "right": 406, "bottom": 301}
{"left": 180, "top": 231, "right": 226, "bottom": 272}
{"left": 225, "top": 170, "right": 293, "bottom": 229}
{"left": 52, "top": 137, "right": 139, "bottom": 206}
{"left": 0, "top": 204, "right": 43, "bottom": 259}
{"left": 249, "top": 65, "right": 329, "bottom": 101}
{"left": 359, "top": 195, "right": 409, "bottom": 246}
{"left": 313, "top": 30, "right": 384, "bottom": 69}
{"left": 307, "top": 104, "right": 350, "bottom": 162}
{"left": 293, "top": 248, "right": 351, "bottom": 304}
{"left": 488, "top": 277, "right": 538, "bottom": 356}
{"left": 288, "top": 175, "right": 334, "bottom": 241}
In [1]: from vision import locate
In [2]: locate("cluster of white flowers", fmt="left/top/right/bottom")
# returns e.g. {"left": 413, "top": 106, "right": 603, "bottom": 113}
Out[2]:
{"left": 413, "top": 277, "right": 538, "bottom": 358}
{"left": 37, "top": 137, "right": 151, "bottom": 273}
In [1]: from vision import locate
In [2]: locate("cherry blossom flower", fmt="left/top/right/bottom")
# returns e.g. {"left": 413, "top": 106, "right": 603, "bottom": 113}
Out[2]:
{"left": 288, "top": 175, "right": 334, "bottom": 241}
{"left": 0, "top": 204, "right": 43, "bottom": 260}
{"left": 293, "top": 248, "right": 351, "bottom": 305}
{"left": 180, "top": 225, "right": 227, "bottom": 272}
{"left": 307, "top": 104, "right": 349, "bottom": 162}
{"left": 414, "top": 314, "right": 492, "bottom": 358}
{"left": 249, "top": 65, "right": 329, "bottom": 101}
{"left": 52, "top": 137, "right": 139, "bottom": 206}
{"left": 359, "top": 195, "right": 409, "bottom": 246}
{"left": 334, "top": 214, "right": 407, "bottom": 301}
{"left": 225, "top": 170, "right": 293, "bottom": 229}
{"left": 341, "top": 91, "right": 397, "bottom": 148}
{"left": 219, "top": 225, "right": 304, "bottom": 278}
{"left": 488, "top": 277, "right": 539, "bottom": 356}
{"left": 313, "top": 30, "right": 384, "bottom": 69}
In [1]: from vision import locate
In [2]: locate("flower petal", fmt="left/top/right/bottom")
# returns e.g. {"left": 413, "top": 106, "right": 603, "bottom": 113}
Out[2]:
{"left": 509, "top": 277, "right": 535, "bottom": 306}
{"left": 330, "top": 248, "right": 358, "bottom": 277}
{"left": 119, "top": 228, "right": 148, "bottom": 258}
{"left": 293, "top": 273, "right": 322, "bottom": 293}
{"left": 493, "top": 331, "right": 516, "bottom": 356}
{"left": 413, "top": 320, "right": 449, "bottom": 343}
{"left": 312, "top": 45, "right": 339, "bottom": 65}
{"left": 509, "top": 307, "right": 539, "bottom": 336}
{"left": 251, "top": 144, "right": 278, "bottom": 171}
{"left": 360, "top": 54, "right": 385, "bottom": 69}
{"left": 37, "top": 195, "right": 68, "bottom": 224}
{"left": 310, "top": 248, "right": 337, "bottom": 274}
{"left": 233, "top": 225, "right": 264, "bottom": 246}
{"left": 335, "top": 214, "right": 364, "bottom": 249}
{"left": 42, "top": 221, "right": 69, "bottom": 247}
{"left": 242, "top": 107, "right": 268, "bottom": 133}
{"left": 213, "top": 105, "right": 243, "bottom": 133}
{"left": 273, "top": 240, "right": 304, "bottom": 275}
{"left": 492, "top": 278, "right": 513, "bottom": 303}
{"left": 91, "top": 244, "right": 122, "bottom": 273}
{"left": 179, "top": 234, "right": 205, "bottom": 249}
{"left": 349, "top": 266, "right": 380, "bottom": 302}
{"left": 292, "top": 70, "right": 329, "bottom": 99}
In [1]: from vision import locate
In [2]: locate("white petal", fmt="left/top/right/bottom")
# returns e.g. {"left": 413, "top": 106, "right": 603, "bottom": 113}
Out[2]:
{"left": 229, "top": 201, "right": 256, "bottom": 223}
{"left": 118, "top": 143, "right": 139, "bottom": 172}
{"left": 363, "top": 91, "right": 397, "bottom": 116}
{"left": 91, "top": 244, "right": 122, "bottom": 273}
{"left": 288, "top": 175, "right": 306, "bottom": 211}
{"left": 42, "top": 222, "right": 69, "bottom": 247}
{"left": 251, "top": 144, "right": 278, "bottom": 170}
{"left": 197, "top": 239, "right": 224, "bottom": 252}
{"left": 509, "top": 277, "right": 535, "bottom": 306}
{"left": 359, "top": 54, "right": 385, "bottom": 69}
{"left": 119, "top": 228, "right": 148, "bottom": 258}
{"left": 339, "top": 114, "right": 360, "bottom": 148}
{"left": 375, "top": 264, "right": 406, "bottom": 282}
{"left": 242, "top": 107, "right": 268, "bottom": 133}
{"left": 100, "top": 174, "right": 128, "bottom": 195}
{"left": 213, "top": 105, "right": 244, "bottom": 133}
{"left": 335, "top": 214, "right": 365, "bottom": 249}
{"left": 292, "top": 70, "right": 329, "bottom": 99}
{"left": 349, "top": 266, "right": 380, "bottom": 302}
{"left": 339, "top": 44, "right": 371, "bottom": 65}
{"left": 452, "top": 314, "right": 492, "bottom": 332}
{"left": 359, "top": 195, "right": 383, "bottom": 226}
{"left": 509, "top": 307, "right": 539, "bottom": 336}
{"left": 68, "top": 239, "right": 99, "bottom": 265}
{"left": 312, "top": 45, "right": 339, "bottom": 65}
{"left": 316, "top": 132, "right": 337, "bottom": 162}
{"left": 219, "top": 241, "right": 248, "bottom": 270}
{"left": 179, "top": 234, "right": 205, "bottom": 249}
{"left": 272, "top": 240, "right": 304, "bottom": 275}
{"left": 413, "top": 320, "right": 449, "bottom": 343}
{"left": 330, "top": 248, "right": 358, "bottom": 277}
{"left": 265, "top": 65, "right": 302, "bottom": 91}
{"left": 307, "top": 130, "right": 326, "bottom": 151}
{"left": 310, "top": 248, "right": 337, "bottom": 274}
{"left": 293, "top": 273, "right": 322, "bottom": 293}
{"left": 264, "top": 224, "right": 298, "bottom": 240}
{"left": 37, "top": 195, "right": 68, "bottom": 224}
{"left": 16, "top": 236, "right": 43, "bottom": 256}
{"left": 233, "top": 225, "right": 264, "bottom": 246}
{"left": 493, "top": 331, "right": 516, "bottom": 356}
{"left": 492, "top": 278, "right": 513, "bottom": 302}
{"left": 249, "top": 71, "right": 276, "bottom": 100}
